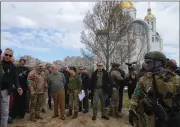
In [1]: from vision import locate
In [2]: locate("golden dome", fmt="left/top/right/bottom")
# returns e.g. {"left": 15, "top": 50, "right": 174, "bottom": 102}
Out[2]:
{"left": 147, "top": 7, "right": 151, "bottom": 12}
{"left": 144, "top": 7, "right": 155, "bottom": 19}
{"left": 120, "top": 1, "right": 134, "bottom": 8}
{"left": 145, "top": 14, "right": 155, "bottom": 19}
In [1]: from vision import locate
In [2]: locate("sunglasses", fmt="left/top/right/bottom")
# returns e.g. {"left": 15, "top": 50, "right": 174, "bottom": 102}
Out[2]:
{"left": 5, "top": 54, "right": 13, "bottom": 57}
{"left": 97, "top": 65, "right": 103, "bottom": 67}
{"left": 145, "top": 59, "right": 153, "bottom": 64}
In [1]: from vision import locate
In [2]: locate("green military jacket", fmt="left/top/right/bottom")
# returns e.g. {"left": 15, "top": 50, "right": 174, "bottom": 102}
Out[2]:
{"left": 68, "top": 74, "right": 82, "bottom": 91}
{"left": 130, "top": 69, "right": 180, "bottom": 127}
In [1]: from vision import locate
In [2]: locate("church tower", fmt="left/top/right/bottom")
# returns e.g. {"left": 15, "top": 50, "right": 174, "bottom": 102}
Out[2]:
{"left": 144, "top": 3, "right": 163, "bottom": 52}
{"left": 144, "top": 4, "right": 156, "bottom": 32}
{"left": 120, "top": 1, "right": 136, "bottom": 20}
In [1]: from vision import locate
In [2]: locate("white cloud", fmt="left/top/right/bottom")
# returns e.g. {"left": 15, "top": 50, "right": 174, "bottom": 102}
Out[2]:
{"left": 1, "top": 29, "right": 84, "bottom": 52}
{"left": 1, "top": 2, "right": 95, "bottom": 51}
{"left": 16, "top": 16, "right": 37, "bottom": 28}
{"left": 1, "top": 2, "right": 179, "bottom": 64}
{"left": 1, "top": 2, "right": 95, "bottom": 30}
{"left": 134, "top": 2, "right": 179, "bottom": 65}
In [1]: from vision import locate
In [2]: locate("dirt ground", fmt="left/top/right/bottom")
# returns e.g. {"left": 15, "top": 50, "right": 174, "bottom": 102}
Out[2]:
{"left": 9, "top": 108, "right": 132, "bottom": 127}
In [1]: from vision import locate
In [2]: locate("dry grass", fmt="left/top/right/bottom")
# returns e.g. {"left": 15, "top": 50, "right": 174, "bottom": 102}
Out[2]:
{"left": 10, "top": 108, "right": 131, "bottom": 127}
{"left": 9, "top": 92, "right": 131, "bottom": 127}
{"left": 123, "top": 92, "right": 129, "bottom": 109}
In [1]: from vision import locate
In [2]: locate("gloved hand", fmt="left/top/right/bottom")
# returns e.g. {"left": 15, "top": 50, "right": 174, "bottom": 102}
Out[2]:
{"left": 143, "top": 99, "right": 153, "bottom": 116}
{"left": 129, "top": 110, "right": 138, "bottom": 126}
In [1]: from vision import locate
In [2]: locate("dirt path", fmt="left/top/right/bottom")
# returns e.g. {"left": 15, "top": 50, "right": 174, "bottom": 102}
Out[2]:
{"left": 9, "top": 109, "right": 132, "bottom": 127}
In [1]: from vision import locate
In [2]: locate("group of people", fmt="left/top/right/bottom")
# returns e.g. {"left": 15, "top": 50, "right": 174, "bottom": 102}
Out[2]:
{"left": 1, "top": 48, "right": 180, "bottom": 127}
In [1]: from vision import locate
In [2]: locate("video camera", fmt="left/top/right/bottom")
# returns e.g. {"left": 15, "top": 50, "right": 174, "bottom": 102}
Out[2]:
{"left": 125, "top": 61, "right": 137, "bottom": 73}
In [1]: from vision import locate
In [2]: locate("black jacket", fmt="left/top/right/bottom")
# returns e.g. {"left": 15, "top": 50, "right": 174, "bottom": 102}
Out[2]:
{"left": 90, "top": 69, "right": 110, "bottom": 95}
{"left": 62, "top": 70, "right": 70, "bottom": 89}
{"left": 16, "top": 65, "right": 30, "bottom": 90}
{"left": 80, "top": 72, "right": 90, "bottom": 91}
{"left": 126, "top": 76, "right": 137, "bottom": 92}
{"left": 0, "top": 60, "right": 20, "bottom": 95}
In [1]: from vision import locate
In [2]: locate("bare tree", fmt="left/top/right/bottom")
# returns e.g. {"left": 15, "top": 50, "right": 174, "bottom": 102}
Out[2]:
{"left": 81, "top": 1, "right": 133, "bottom": 71}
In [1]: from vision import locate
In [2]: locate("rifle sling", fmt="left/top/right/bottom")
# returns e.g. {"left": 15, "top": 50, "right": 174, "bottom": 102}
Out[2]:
{"left": 152, "top": 74, "right": 162, "bottom": 99}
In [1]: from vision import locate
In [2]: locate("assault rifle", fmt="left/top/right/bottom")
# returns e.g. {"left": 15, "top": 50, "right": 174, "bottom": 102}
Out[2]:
{"left": 141, "top": 69, "right": 180, "bottom": 121}
{"left": 140, "top": 87, "right": 170, "bottom": 121}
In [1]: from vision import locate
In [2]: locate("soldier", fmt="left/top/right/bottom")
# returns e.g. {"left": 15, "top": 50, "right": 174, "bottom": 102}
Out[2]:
{"left": 109, "top": 63, "right": 123, "bottom": 118}
{"left": 67, "top": 67, "right": 82, "bottom": 119}
{"left": 41, "top": 64, "right": 49, "bottom": 113}
{"left": 27, "top": 63, "right": 47, "bottom": 122}
{"left": 129, "top": 51, "right": 180, "bottom": 127}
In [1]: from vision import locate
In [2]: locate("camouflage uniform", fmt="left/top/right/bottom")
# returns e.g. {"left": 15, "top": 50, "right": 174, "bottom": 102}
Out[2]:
{"left": 41, "top": 69, "right": 49, "bottom": 112}
{"left": 27, "top": 64, "right": 46, "bottom": 121}
{"left": 109, "top": 68, "right": 123, "bottom": 117}
{"left": 129, "top": 51, "right": 180, "bottom": 127}
{"left": 69, "top": 90, "right": 79, "bottom": 112}
{"left": 67, "top": 74, "right": 82, "bottom": 118}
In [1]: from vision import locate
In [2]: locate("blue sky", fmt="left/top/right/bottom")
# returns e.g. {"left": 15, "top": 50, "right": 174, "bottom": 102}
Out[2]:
{"left": 1, "top": 2, "right": 179, "bottom": 64}
{"left": 1, "top": 28, "right": 82, "bottom": 62}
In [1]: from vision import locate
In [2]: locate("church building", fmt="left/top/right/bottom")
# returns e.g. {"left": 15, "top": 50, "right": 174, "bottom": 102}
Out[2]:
{"left": 120, "top": 1, "right": 163, "bottom": 64}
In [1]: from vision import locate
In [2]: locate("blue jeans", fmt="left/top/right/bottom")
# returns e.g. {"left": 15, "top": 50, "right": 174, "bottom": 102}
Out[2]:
{"left": 1, "top": 90, "right": 10, "bottom": 127}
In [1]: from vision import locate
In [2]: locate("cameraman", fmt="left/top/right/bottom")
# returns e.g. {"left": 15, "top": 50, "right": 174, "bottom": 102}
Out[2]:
{"left": 109, "top": 63, "right": 124, "bottom": 117}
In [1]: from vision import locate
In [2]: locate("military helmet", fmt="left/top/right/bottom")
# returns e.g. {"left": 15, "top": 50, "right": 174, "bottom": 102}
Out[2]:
{"left": 46, "top": 63, "right": 51, "bottom": 68}
{"left": 144, "top": 51, "right": 167, "bottom": 64}
{"left": 111, "top": 62, "right": 120, "bottom": 68}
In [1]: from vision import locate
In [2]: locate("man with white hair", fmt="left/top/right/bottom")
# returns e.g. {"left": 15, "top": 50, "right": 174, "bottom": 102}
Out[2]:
{"left": 48, "top": 65, "right": 66, "bottom": 120}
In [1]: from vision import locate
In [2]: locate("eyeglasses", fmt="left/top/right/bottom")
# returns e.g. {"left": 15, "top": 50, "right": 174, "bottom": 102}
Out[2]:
{"left": 5, "top": 54, "right": 13, "bottom": 57}
{"left": 97, "top": 65, "right": 103, "bottom": 67}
